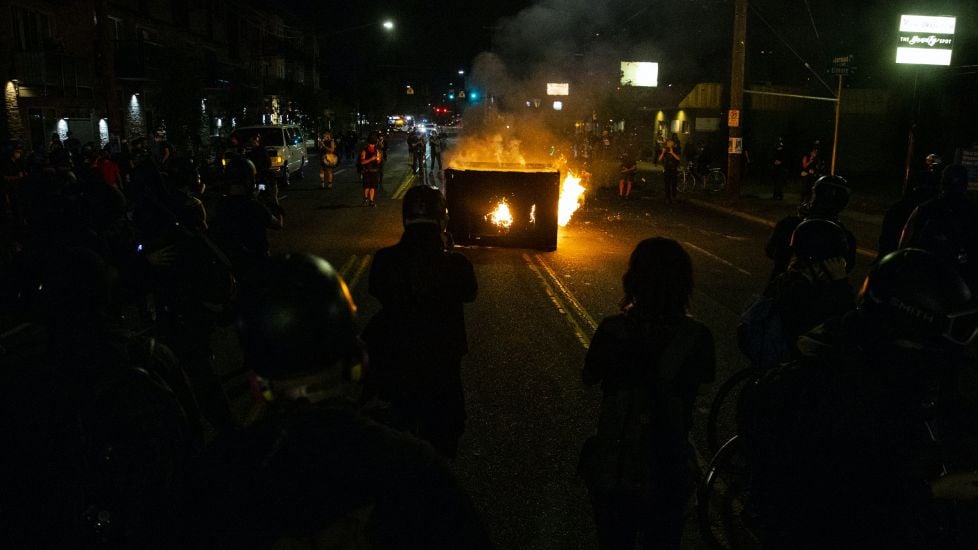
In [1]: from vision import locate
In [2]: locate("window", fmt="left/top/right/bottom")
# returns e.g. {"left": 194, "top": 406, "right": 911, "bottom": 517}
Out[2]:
{"left": 11, "top": 6, "right": 52, "bottom": 51}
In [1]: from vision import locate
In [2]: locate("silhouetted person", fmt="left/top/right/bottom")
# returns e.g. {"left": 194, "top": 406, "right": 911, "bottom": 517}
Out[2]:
{"left": 580, "top": 238, "right": 715, "bottom": 550}
{"left": 362, "top": 186, "right": 477, "bottom": 458}
{"left": 899, "top": 163, "right": 978, "bottom": 290}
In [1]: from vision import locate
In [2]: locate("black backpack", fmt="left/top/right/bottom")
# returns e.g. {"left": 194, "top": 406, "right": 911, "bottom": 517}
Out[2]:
{"left": 578, "top": 317, "right": 700, "bottom": 492}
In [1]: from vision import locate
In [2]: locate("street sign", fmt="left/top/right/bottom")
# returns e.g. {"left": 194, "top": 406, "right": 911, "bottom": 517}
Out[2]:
{"left": 727, "top": 109, "right": 740, "bottom": 128}
{"left": 830, "top": 54, "right": 856, "bottom": 75}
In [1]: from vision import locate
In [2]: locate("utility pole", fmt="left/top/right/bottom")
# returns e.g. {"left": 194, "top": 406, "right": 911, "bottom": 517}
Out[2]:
{"left": 727, "top": 0, "right": 748, "bottom": 198}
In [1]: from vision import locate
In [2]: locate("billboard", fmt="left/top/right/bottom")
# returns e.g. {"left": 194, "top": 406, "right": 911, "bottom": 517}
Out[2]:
{"left": 896, "top": 15, "right": 955, "bottom": 65}
{"left": 620, "top": 62, "right": 658, "bottom": 87}
{"left": 546, "top": 83, "right": 569, "bottom": 96}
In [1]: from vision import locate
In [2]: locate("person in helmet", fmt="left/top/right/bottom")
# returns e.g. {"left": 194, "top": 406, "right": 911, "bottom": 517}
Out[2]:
{"left": 899, "top": 163, "right": 978, "bottom": 290}
{"left": 362, "top": 185, "right": 477, "bottom": 458}
{"left": 876, "top": 154, "right": 943, "bottom": 260}
{"left": 763, "top": 218, "right": 855, "bottom": 359}
{"left": 192, "top": 253, "right": 491, "bottom": 549}
{"left": 764, "top": 175, "right": 857, "bottom": 283}
{"left": 742, "top": 248, "right": 978, "bottom": 548}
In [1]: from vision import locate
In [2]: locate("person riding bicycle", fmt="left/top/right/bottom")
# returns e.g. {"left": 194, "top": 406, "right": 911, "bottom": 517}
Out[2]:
{"left": 741, "top": 248, "right": 978, "bottom": 549}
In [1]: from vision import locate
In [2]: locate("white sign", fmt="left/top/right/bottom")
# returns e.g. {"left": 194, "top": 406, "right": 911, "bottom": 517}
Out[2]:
{"left": 552, "top": 101, "right": 563, "bottom": 111}
{"left": 620, "top": 61, "right": 659, "bottom": 87}
{"left": 896, "top": 15, "right": 955, "bottom": 66}
{"left": 546, "top": 83, "right": 569, "bottom": 96}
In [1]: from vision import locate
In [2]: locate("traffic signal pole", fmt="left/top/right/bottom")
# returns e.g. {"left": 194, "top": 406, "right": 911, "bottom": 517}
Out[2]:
{"left": 727, "top": 0, "right": 748, "bottom": 198}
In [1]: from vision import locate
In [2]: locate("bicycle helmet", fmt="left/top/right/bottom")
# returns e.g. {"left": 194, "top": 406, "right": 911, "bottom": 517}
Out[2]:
{"left": 789, "top": 218, "right": 850, "bottom": 263}
{"left": 858, "top": 248, "right": 978, "bottom": 346}
{"left": 236, "top": 253, "right": 359, "bottom": 379}
{"left": 402, "top": 185, "right": 448, "bottom": 228}
{"left": 800, "top": 175, "right": 850, "bottom": 218}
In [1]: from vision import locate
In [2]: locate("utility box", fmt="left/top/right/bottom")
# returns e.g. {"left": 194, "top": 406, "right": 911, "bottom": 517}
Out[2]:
{"left": 444, "top": 164, "right": 560, "bottom": 251}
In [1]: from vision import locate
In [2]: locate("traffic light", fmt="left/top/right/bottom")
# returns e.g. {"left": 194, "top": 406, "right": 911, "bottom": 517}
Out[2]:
{"left": 469, "top": 90, "right": 479, "bottom": 101}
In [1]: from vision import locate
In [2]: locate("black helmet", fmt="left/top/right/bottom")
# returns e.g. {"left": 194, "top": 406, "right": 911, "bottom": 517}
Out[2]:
{"left": 402, "top": 185, "right": 447, "bottom": 227}
{"left": 801, "top": 175, "right": 850, "bottom": 218}
{"left": 790, "top": 218, "right": 850, "bottom": 263}
{"left": 224, "top": 156, "right": 256, "bottom": 188}
{"left": 858, "top": 248, "right": 978, "bottom": 346}
{"left": 236, "top": 254, "right": 359, "bottom": 379}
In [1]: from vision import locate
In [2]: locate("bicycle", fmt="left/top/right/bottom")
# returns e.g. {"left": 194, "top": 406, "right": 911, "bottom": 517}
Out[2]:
{"left": 697, "top": 435, "right": 762, "bottom": 550}
{"left": 677, "top": 162, "right": 700, "bottom": 193}
{"left": 704, "top": 167, "right": 727, "bottom": 193}
{"left": 678, "top": 163, "right": 726, "bottom": 194}
{"left": 706, "top": 366, "right": 763, "bottom": 456}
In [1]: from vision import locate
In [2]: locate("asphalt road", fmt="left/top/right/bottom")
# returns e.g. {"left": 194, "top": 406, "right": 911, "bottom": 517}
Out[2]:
{"left": 216, "top": 136, "right": 875, "bottom": 549}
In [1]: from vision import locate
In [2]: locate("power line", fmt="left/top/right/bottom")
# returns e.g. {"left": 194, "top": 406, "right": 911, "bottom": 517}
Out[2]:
{"left": 749, "top": 3, "right": 835, "bottom": 96}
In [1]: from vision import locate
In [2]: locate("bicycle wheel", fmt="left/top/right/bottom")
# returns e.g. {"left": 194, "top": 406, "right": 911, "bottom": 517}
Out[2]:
{"left": 677, "top": 170, "right": 690, "bottom": 193}
{"left": 707, "top": 170, "right": 726, "bottom": 192}
{"left": 697, "top": 436, "right": 762, "bottom": 550}
{"left": 706, "top": 367, "right": 762, "bottom": 456}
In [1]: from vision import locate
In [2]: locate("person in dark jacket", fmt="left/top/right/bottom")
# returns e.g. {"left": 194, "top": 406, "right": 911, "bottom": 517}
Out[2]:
{"left": 743, "top": 248, "right": 978, "bottom": 549}
{"left": 362, "top": 185, "right": 477, "bottom": 458}
{"left": 192, "top": 253, "right": 491, "bottom": 549}
{"left": 876, "top": 154, "right": 942, "bottom": 260}
{"left": 581, "top": 237, "right": 715, "bottom": 550}
{"left": 899, "top": 163, "right": 978, "bottom": 290}
{"left": 765, "top": 218, "right": 855, "bottom": 359}
{"left": 208, "top": 157, "right": 283, "bottom": 280}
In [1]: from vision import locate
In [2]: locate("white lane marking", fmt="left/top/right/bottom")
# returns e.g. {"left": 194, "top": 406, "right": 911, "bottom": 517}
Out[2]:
{"left": 683, "top": 241, "right": 752, "bottom": 277}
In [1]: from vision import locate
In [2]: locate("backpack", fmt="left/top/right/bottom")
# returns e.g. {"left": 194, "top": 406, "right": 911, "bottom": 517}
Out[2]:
{"left": 578, "top": 317, "right": 700, "bottom": 492}
{"left": 737, "top": 294, "right": 791, "bottom": 369}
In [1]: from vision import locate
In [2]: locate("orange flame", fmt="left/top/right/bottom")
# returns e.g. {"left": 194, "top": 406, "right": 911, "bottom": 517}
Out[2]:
{"left": 558, "top": 172, "right": 586, "bottom": 226}
{"left": 486, "top": 200, "right": 514, "bottom": 229}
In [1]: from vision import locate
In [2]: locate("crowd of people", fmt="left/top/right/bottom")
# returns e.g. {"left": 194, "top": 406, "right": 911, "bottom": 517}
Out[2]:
{"left": 4, "top": 125, "right": 978, "bottom": 549}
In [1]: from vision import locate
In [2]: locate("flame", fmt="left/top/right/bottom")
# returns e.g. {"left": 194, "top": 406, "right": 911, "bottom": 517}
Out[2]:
{"left": 558, "top": 172, "right": 586, "bottom": 226}
{"left": 486, "top": 200, "right": 514, "bottom": 229}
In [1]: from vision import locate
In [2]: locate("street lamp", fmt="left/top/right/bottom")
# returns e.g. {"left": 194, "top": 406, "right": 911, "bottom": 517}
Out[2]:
{"left": 383, "top": 20, "right": 394, "bottom": 31}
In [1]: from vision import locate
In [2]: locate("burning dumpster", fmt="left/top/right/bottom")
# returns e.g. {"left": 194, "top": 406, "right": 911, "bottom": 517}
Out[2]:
{"left": 444, "top": 163, "right": 561, "bottom": 251}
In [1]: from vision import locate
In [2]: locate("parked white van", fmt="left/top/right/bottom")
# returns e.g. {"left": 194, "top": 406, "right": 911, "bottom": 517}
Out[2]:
{"left": 231, "top": 124, "right": 307, "bottom": 182}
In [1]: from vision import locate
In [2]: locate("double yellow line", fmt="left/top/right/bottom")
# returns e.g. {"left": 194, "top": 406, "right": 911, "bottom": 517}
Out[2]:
{"left": 523, "top": 253, "right": 599, "bottom": 350}
{"left": 335, "top": 250, "right": 598, "bottom": 351}
{"left": 392, "top": 172, "right": 416, "bottom": 200}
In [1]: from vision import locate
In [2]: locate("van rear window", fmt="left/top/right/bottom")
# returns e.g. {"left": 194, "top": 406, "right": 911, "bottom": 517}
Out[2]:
{"left": 231, "top": 128, "right": 284, "bottom": 146}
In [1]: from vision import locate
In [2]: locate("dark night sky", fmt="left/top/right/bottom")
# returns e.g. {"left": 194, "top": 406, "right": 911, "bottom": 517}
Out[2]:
{"left": 289, "top": 0, "right": 978, "bottom": 113}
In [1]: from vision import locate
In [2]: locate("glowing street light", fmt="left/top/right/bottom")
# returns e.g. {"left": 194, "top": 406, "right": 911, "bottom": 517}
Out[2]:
{"left": 383, "top": 20, "right": 394, "bottom": 31}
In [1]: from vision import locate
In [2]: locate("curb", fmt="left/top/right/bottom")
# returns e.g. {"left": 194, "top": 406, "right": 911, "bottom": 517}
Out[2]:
{"left": 686, "top": 198, "right": 879, "bottom": 260}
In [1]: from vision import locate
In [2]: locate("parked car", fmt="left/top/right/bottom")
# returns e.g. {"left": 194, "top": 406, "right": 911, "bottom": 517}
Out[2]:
{"left": 231, "top": 124, "right": 307, "bottom": 182}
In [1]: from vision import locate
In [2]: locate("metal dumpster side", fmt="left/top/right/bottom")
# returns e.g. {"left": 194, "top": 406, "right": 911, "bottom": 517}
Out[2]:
{"left": 444, "top": 165, "right": 560, "bottom": 251}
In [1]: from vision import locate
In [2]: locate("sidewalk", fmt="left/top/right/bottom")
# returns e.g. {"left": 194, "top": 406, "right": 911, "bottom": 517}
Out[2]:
{"left": 633, "top": 161, "right": 894, "bottom": 259}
